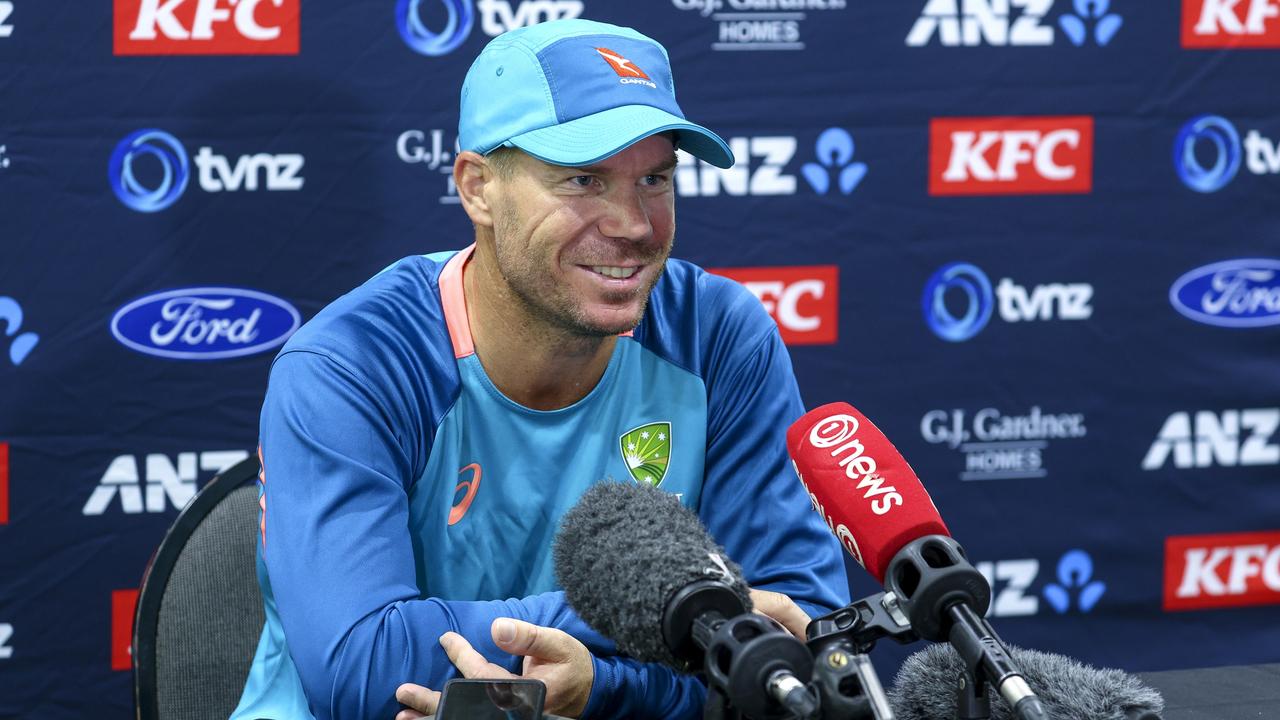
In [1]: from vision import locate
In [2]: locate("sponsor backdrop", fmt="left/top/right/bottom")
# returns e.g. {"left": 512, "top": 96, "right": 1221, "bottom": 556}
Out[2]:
{"left": 2, "top": 0, "right": 1279, "bottom": 716}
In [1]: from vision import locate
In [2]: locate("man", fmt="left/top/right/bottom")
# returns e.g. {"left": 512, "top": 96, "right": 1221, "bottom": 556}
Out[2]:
{"left": 230, "top": 18, "right": 848, "bottom": 720}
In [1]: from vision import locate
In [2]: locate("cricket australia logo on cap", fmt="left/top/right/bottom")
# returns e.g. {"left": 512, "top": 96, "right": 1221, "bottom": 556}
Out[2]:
{"left": 595, "top": 47, "right": 657, "bottom": 89}
{"left": 620, "top": 422, "right": 671, "bottom": 487}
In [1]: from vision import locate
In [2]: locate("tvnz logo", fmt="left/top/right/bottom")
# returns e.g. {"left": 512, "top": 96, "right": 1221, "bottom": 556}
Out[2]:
{"left": 109, "top": 129, "right": 304, "bottom": 212}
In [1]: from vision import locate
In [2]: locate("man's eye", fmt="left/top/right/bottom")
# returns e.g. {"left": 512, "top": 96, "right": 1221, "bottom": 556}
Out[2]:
{"left": 643, "top": 174, "right": 669, "bottom": 187}
{"left": 569, "top": 175, "right": 594, "bottom": 187}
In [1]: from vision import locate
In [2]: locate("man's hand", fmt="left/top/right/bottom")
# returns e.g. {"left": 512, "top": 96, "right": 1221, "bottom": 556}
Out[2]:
{"left": 394, "top": 617, "right": 594, "bottom": 720}
{"left": 749, "top": 587, "right": 812, "bottom": 640}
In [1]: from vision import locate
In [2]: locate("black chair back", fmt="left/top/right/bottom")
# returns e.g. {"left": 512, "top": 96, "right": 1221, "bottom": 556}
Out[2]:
{"left": 133, "top": 455, "right": 264, "bottom": 720}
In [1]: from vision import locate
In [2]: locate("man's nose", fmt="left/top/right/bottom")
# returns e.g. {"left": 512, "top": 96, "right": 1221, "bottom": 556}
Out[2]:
{"left": 598, "top": 186, "right": 654, "bottom": 242}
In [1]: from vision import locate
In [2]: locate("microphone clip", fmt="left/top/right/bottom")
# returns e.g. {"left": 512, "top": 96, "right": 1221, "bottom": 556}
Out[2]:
{"left": 806, "top": 591, "right": 921, "bottom": 655}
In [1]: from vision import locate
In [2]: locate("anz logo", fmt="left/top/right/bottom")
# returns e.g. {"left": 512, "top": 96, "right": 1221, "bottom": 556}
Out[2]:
{"left": 978, "top": 549, "right": 1106, "bottom": 617}
{"left": 676, "top": 128, "right": 867, "bottom": 198}
{"left": 0, "top": 296, "right": 39, "bottom": 367}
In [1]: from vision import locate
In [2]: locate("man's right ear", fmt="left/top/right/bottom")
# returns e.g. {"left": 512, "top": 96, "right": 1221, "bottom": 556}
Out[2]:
{"left": 454, "top": 150, "right": 495, "bottom": 228}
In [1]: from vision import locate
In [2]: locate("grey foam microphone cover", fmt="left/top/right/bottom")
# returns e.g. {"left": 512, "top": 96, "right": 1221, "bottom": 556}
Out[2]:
{"left": 889, "top": 643, "right": 1165, "bottom": 720}
{"left": 552, "top": 480, "right": 752, "bottom": 668}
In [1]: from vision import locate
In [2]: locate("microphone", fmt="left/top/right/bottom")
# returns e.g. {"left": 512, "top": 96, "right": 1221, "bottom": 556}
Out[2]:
{"left": 553, "top": 481, "right": 818, "bottom": 720}
{"left": 890, "top": 643, "right": 1165, "bottom": 720}
{"left": 786, "top": 403, "right": 1049, "bottom": 720}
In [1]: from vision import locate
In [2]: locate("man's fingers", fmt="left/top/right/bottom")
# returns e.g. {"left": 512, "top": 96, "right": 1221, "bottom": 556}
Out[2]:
{"left": 395, "top": 682, "right": 440, "bottom": 716}
{"left": 749, "top": 588, "right": 812, "bottom": 640}
{"left": 491, "top": 617, "right": 576, "bottom": 662}
{"left": 441, "top": 631, "right": 515, "bottom": 678}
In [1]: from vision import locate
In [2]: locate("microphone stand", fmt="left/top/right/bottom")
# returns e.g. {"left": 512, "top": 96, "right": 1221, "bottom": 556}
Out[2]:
{"left": 691, "top": 586, "right": 911, "bottom": 712}
{"left": 882, "top": 536, "right": 1048, "bottom": 720}
{"left": 805, "top": 591, "right": 920, "bottom": 720}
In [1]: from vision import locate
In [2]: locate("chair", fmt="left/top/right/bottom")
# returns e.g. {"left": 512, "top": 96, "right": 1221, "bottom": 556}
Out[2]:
{"left": 133, "top": 455, "right": 265, "bottom": 720}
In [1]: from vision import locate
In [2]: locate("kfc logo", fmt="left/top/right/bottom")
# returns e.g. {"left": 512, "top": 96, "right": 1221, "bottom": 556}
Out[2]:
{"left": 114, "top": 0, "right": 300, "bottom": 55}
{"left": 1166, "top": 530, "right": 1280, "bottom": 611}
{"left": 709, "top": 266, "right": 839, "bottom": 345}
{"left": 0, "top": 442, "right": 8, "bottom": 525}
{"left": 1183, "top": 0, "right": 1280, "bottom": 48}
{"left": 930, "top": 116, "right": 1094, "bottom": 196}
{"left": 112, "top": 589, "right": 139, "bottom": 670}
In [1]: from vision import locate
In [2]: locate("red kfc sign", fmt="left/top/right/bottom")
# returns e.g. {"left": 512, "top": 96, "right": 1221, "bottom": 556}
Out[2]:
{"left": 1183, "top": 0, "right": 1280, "bottom": 48}
{"left": 0, "top": 442, "right": 8, "bottom": 525}
{"left": 709, "top": 266, "right": 839, "bottom": 346}
{"left": 1165, "top": 530, "right": 1280, "bottom": 611}
{"left": 114, "top": 0, "right": 300, "bottom": 55}
{"left": 929, "top": 116, "right": 1094, "bottom": 196}
{"left": 111, "top": 589, "right": 139, "bottom": 671}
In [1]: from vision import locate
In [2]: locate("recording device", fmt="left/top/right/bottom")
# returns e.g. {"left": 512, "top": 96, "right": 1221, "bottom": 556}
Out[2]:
{"left": 786, "top": 403, "right": 1049, "bottom": 720}
{"left": 435, "top": 678, "right": 547, "bottom": 720}
{"left": 554, "top": 481, "right": 835, "bottom": 719}
{"left": 890, "top": 643, "right": 1165, "bottom": 720}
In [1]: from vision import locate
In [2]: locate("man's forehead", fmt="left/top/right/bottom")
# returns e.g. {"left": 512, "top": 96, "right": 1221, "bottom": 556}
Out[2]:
{"left": 527, "top": 138, "right": 679, "bottom": 174}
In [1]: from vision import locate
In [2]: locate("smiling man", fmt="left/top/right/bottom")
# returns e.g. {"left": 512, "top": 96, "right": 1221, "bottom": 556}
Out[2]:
{"left": 230, "top": 19, "right": 848, "bottom": 720}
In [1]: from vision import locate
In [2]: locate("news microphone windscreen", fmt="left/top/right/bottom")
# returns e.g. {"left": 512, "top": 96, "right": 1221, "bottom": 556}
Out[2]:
{"left": 890, "top": 643, "right": 1165, "bottom": 720}
{"left": 552, "top": 481, "right": 752, "bottom": 668}
{"left": 786, "top": 402, "right": 949, "bottom": 583}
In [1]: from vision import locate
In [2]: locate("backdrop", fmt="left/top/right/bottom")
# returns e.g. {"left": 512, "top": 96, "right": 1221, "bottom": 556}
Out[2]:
{"left": 2, "top": 1, "right": 1279, "bottom": 716}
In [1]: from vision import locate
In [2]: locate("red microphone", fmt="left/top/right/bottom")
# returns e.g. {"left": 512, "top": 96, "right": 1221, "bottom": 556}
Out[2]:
{"left": 788, "top": 401, "right": 1050, "bottom": 720}
{"left": 785, "top": 401, "right": 948, "bottom": 584}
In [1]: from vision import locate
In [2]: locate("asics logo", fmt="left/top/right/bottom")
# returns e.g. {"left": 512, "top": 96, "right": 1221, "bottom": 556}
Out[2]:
{"left": 448, "top": 463, "right": 482, "bottom": 525}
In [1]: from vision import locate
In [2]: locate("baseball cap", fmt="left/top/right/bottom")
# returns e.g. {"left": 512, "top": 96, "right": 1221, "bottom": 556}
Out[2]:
{"left": 458, "top": 19, "right": 734, "bottom": 169}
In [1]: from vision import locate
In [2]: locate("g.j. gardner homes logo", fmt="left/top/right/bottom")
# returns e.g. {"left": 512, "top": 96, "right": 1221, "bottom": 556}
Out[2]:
{"left": 620, "top": 422, "right": 670, "bottom": 487}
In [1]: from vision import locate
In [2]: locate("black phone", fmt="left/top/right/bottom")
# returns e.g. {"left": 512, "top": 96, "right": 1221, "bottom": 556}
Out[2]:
{"left": 434, "top": 678, "right": 547, "bottom": 720}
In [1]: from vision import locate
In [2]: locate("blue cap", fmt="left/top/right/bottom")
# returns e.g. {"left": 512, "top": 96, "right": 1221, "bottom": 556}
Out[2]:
{"left": 458, "top": 19, "right": 734, "bottom": 169}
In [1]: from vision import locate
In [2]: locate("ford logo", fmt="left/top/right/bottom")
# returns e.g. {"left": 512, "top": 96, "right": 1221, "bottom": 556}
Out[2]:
{"left": 111, "top": 287, "right": 301, "bottom": 360}
{"left": 1170, "top": 259, "right": 1280, "bottom": 328}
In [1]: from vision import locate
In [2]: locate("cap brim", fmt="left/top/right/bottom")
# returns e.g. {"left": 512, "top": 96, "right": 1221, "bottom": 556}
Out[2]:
{"left": 504, "top": 105, "right": 734, "bottom": 169}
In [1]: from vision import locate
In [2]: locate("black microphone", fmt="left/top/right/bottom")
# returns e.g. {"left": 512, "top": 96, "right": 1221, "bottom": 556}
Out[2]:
{"left": 890, "top": 643, "right": 1165, "bottom": 720}
{"left": 553, "top": 481, "right": 818, "bottom": 720}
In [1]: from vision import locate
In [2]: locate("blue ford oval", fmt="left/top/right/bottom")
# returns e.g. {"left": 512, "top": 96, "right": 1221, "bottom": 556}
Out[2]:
{"left": 1170, "top": 259, "right": 1280, "bottom": 328}
{"left": 110, "top": 287, "right": 301, "bottom": 360}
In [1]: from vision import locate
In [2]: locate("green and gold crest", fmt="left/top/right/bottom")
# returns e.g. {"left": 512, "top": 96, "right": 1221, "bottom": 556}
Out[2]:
{"left": 619, "top": 422, "right": 671, "bottom": 487}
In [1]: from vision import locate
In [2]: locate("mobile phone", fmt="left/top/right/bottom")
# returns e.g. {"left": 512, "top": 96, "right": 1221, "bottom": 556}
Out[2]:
{"left": 434, "top": 678, "right": 547, "bottom": 720}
